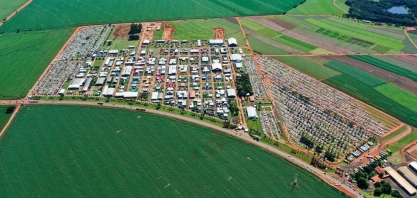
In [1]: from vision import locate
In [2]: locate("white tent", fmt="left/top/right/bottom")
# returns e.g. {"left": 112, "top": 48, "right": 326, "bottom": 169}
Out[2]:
{"left": 246, "top": 107, "right": 258, "bottom": 119}
{"left": 228, "top": 38, "right": 237, "bottom": 46}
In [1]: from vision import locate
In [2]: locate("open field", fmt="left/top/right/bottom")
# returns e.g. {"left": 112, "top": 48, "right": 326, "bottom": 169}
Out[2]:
{"left": 287, "top": 0, "right": 347, "bottom": 15}
{"left": 0, "top": 28, "right": 74, "bottom": 99}
{"left": 171, "top": 19, "right": 245, "bottom": 45}
{"left": 0, "top": 106, "right": 14, "bottom": 130}
{"left": 0, "top": 0, "right": 28, "bottom": 20}
{"left": 273, "top": 56, "right": 340, "bottom": 80}
{"left": 0, "top": 0, "right": 302, "bottom": 32}
{"left": 0, "top": 105, "right": 345, "bottom": 197}
{"left": 375, "top": 84, "right": 417, "bottom": 112}
{"left": 372, "top": 56, "right": 417, "bottom": 73}
{"left": 249, "top": 37, "right": 289, "bottom": 55}
{"left": 349, "top": 55, "right": 417, "bottom": 82}
{"left": 324, "top": 60, "right": 386, "bottom": 87}
{"left": 386, "top": 129, "right": 417, "bottom": 154}
{"left": 382, "top": 125, "right": 410, "bottom": 142}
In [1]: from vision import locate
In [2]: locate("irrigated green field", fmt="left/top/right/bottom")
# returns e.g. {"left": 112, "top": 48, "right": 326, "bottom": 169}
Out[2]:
{"left": 0, "top": 105, "right": 346, "bottom": 197}
{"left": 0, "top": 0, "right": 302, "bottom": 32}
{"left": 288, "top": 0, "right": 348, "bottom": 15}
{"left": 0, "top": 28, "right": 74, "bottom": 99}
{"left": 375, "top": 84, "right": 417, "bottom": 112}
{"left": 0, "top": 105, "right": 14, "bottom": 129}
{"left": 171, "top": 19, "right": 246, "bottom": 45}
{"left": 0, "top": 0, "right": 27, "bottom": 20}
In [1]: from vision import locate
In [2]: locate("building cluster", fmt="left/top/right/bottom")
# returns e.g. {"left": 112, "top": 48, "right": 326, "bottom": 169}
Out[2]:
{"left": 33, "top": 26, "right": 110, "bottom": 95}
{"left": 384, "top": 162, "right": 417, "bottom": 196}
{"left": 255, "top": 57, "right": 388, "bottom": 156}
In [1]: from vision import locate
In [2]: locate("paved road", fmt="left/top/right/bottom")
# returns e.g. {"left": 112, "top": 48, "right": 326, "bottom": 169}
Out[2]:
{"left": 5, "top": 100, "right": 361, "bottom": 197}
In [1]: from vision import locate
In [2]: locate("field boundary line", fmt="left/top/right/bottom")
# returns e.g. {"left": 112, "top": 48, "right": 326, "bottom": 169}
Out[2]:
{"left": 0, "top": 104, "right": 21, "bottom": 138}
{"left": 333, "top": 0, "right": 348, "bottom": 14}
{"left": 0, "top": 0, "right": 32, "bottom": 27}
{"left": 404, "top": 30, "right": 417, "bottom": 49}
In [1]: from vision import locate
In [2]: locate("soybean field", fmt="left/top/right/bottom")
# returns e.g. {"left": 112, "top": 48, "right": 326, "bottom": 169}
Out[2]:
{"left": 0, "top": 0, "right": 27, "bottom": 20}
{"left": 0, "top": 105, "right": 346, "bottom": 197}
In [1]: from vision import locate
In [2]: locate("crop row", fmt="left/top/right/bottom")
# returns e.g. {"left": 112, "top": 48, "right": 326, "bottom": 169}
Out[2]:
{"left": 324, "top": 61, "right": 386, "bottom": 87}
{"left": 275, "top": 35, "right": 317, "bottom": 52}
{"left": 349, "top": 55, "right": 417, "bottom": 82}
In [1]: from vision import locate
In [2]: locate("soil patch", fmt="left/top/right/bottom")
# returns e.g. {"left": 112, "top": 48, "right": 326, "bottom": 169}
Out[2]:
{"left": 214, "top": 28, "right": 224, "bottom": 40}
{"left": 392, "top": 78, "right": 417, "bottom": 95}
{"left": 393, "top": 55, "right": 417, "bottom": 65}
{"left": 226, "top": 17, "right": 239, "bottom": 24}
{"left": 162, "top": 23, "right": 175, "bottom": 41}
{"left": 406, "top": 143, "right": 417, "bottom": 160}
{"left": 267, "top": 17, "right": 296, "bottom": 30}
{"left": 113, "top": 24, "right": 131, "bottom": 39}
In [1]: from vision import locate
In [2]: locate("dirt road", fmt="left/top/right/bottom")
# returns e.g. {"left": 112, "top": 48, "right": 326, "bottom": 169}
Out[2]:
{"left": 0, "top": 0, "right": 32, "bottom": 26}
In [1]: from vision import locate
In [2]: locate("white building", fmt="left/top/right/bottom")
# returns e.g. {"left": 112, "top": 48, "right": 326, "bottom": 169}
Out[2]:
{"left": 246, "top": 107, "right": 258, "bottom": 119}
{"left": 228, "top": 38, "right": 237, "bottom": 46}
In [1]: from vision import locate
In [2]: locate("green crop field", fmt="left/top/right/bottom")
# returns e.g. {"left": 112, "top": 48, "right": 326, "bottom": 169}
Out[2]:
{"left": 240, "top": 18, "right": 282, "bottom": 39}
{"left": 171, "top": 19, "right": 246, "bottom": 45}
{"left": 0, "top": 105, "right": 346, "bottom": 197}
{"left": 0, "top": 0, "right": 302, "bottom": 32}
{"left": 375, "top": 84, "right": 417, "bottom": 112}
{"left": 274, "top": 56, "right": 341, "bottom": 80}
{"left": 287, "top": 0, "right": 347, "bottom": 15}
{"left": 275, "top": 35, "right": 318, "bottom": 52}
{"left": 371, "top": 56, "right": 417, "bottom": 73}
{"left": 324, "top": 60, "right": 386, "bottom": 87}
{"left": 0, "top": 0, "right": 27, "bottom": 20}
{"left": 249, "top": 37, "right": 289, "bottom": 55}
{"left": 322, "top": 74, "right": 417, "bottom": 127}
{"left": 349, "top": 55, "right": 417, "bottom": 82}
{"left": 0, "top": 28, "right": 74, "bottom": 99}
{"left": 0, "top": 105, "right": 14, "bottom": 129}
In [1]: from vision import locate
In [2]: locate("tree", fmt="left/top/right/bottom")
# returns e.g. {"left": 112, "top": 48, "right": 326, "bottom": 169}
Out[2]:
{"left": 229, "top": 100, "right": 239, "bottom": 116}
{"left": 128, "top": 34, "right": 139, "bottom": 40}
{"left": 315, "top": 145, "right": 324, "bottom": 153}
{"left": 373, "top": 188, "right": 382, "bottom": 196}
{"left": 381, "top": 182, "right": 391, "bottom": 194}
{"left": 6, "top": 106, "right": 16, "bottom": 114}
{"left": 391, "top": 190, "right": 403, "bottom": 198}
{"left": 374, "top": 182, "right": 381, "bottom": 188}
{"left": 129, "top": 23, "right": 142, "bottom": 34}
{"left": 156, "top": 102, "right": 161, "bottom": 110}
{"left": 357, "top": 177, "right": 369, "bottom": 189}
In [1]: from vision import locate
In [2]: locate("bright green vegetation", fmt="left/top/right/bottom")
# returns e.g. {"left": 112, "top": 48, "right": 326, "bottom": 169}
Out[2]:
{"left": 322, "top": 74, "right": 417, "bottom": 127}
{"left": 0, "top": 105, "right": 14, "bottom": 129}
{"left": 275, "top": 35, "right": 318, "bottom": 52}
{"left": 172, "top": 19, "right": 245, "bottom": 45}
{"left": 287, "top": 0, "right": 347, "bottom": 15}
{"left": 382, "top": 125, "right": 409, "bottom": 142}
{"left": 0, "top": 0, "right": 302, "bottom": 32}
{"left": 93, "top": 59, "right": 104, "bottom": 67}
{"left": 375, "top": 84, "right": 417, "bottom": 112}
{"left": 324, "top": 61, "right": 386, "bottom": 87}
{"left": 107, "top": 38, "right": 138, "bottom": 50}
{"left": 371, "top": 56, "right": 417, "bottom": 73}
{"left": 0, "top": 0, "right": 27, "bottom": 20}
{"left": 240, "top": 18, "right": 282, "bottom": 39}
{"left": 349, "top": 55, "right": 417, "bottom": 82}
{"left": 273, "top": 56, "right": 341, "bottom": 80}
{"left": 153, "top": 29, "right": 163, "bottom": 40}
{"left": 316, "top": 28, "right": 351, "bottom": 41}
{"left": 0, "top": 28, "right": 74, "bottom": 99}
{"left": 0, "top": 105, "right": 346, "bottom": 197}
{"left": 387, "top": 129, "right": 417, "bottom": 153}
{"left": 249, "top": 37, "right": 288, "bottom": 55}
{"left": 260, "top": 138, "right": 313, "bottom": 164}
{"left": 305, "top": 18, "right": 404, "bottom": 52}
{"left": 241, "top": 18, "right": 317, "bottom": 52}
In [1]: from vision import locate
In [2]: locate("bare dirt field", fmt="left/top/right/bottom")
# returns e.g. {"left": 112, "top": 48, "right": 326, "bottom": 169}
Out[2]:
{"left": 162, "top": 23, "right": 174, "bottom": 41}
{"left": 247, "top": 17, "right": 355, "bottom": 54}
{"left": 266, "top": 17, "right": 296, "bottom": 30}
{"left": 214, "top": 28, "right": 224, "bottom": 40}
{"left": 226, "top": 17, "right": 239, "bottom": 24}
{"left": 391, "top": 78, "right": 417, "bottom": 95}
{"left": 113, "top": 24, "right": 130, "bottom": 39}
{"left": 406, "top": 143, "right": 417, "bottom": 160}
{"left": 393, "top": 55, "right": 417, "bottom": 65}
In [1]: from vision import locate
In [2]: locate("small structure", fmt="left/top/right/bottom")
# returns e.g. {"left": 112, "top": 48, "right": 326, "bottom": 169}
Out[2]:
{"left": 95, "top": 77, "right": 106, "bottom": 86}
{"left": 108, "top": 50, "right": 118, "bottom": 56}
{"left": 384, "top": 166, "right": 417, "bottom": 196}
{"left": 212, "top": 62, "right": 222, "bottom": 72}
{"left": 227, "top": 89, "right": 236, "bottom": 98}
{"left": 59, "top": 89, "right": 66, "bottom": 95}
{"left": 249, "top": 96, "right": 255, "bottom": 102}
{"left": 209, "top": 39, "right": 224, "bottom": 45}
{"left": 122, "top": 66, "right": 132, "bottom": 76}
{"left": 228, "top": 38, "right": 237, "bottom": 47}
{"left": 398, "top": 166, "right": 417, "bottom": 188}
{"left": 409, "top": 161, "right": 417, "bottom": 173}
{"left": 246, "top": 107, "right": 258, "bottom": 119}
{"left": 68, "top": 78, "right": 85, "bottom": 89}
{"left": 230, "top": 54, "right": 242, "bottom": 63}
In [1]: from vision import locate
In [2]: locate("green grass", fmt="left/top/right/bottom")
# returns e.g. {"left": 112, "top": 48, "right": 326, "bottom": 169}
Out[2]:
{"left": 382, "top": 125, "right": 409, "bottom": 142}
{"left": 153, "top": 30, "right": 163, "bottom": 40}
{"left": 0, "top": 0, "right": 27, "bottom": 20}
{"left": 275, "top": 35, "right": 318, "bottom": 52}
{"left": 287, "top": 0, "right": 347, "bottom": 15}
{"left": 273, "top": 56, "right": 341, "bottom": 80}
{"left": 322, "top": 74, "right": 417, "bottom": 128}
{"left": 371, "top": 56, "right": 417, "bottom": 73}
{"left": 375, "top": 83, "right": 417, "bottom": 112}
{"left": 324, "top": 60, "right": 386, "bottom": 87}
{"left": 0, "top": 105, "right": 346, "bottom": 197}
{"left": 107, "top": 38, "right": 139, "bottom": 50}
{"left": 0, "top": 0, "right": 302, "bottom": 32}
{"left": 0, "top": 28, "right": 75, "bottom": 99}
{"left": 0, "top": 105, "right": 14, "bottom": 130}
{"left": 349, "top": 55, "right": 417, "bottom": 82}
{"left": 386, "top": 129, "right": 417, "bottom": 153}
{"left": 305, "top": 18, "right": 404, "bottom": 51}
{"left": 172, "top": 19, "right": 246, "bottom": 46}
{"left": 249, "top": 37, "right": 289, "bottom": 55}
{"left": 240, "top": 18, "right": 282, "bottom": 39}
{"left": 93, "top": 59, "right": 104, "bottom": 67}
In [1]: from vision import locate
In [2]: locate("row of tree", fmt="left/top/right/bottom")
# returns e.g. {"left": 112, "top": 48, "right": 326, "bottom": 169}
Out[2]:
{"left": 128, "top": 23, "right": 142, "bottom": 40}
{"left": 345, "top": 0, "right": 417, "bottom": 26}
{"left": 236, "top": 74, "right": 254, "bottom": 97}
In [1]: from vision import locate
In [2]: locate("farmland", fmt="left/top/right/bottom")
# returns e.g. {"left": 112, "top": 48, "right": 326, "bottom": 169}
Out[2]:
{"left": 0, "top": 0, "right": 27, "bottom": 20}
{"left": 375, "top": 84, "right": 417, "bottom": 112}
{"left": 0, "top": 105, "right": 345, "bottom": 198}
{"left": 171, "top": 19, "right": 246, "bottom": 45}
{"left": 0, "top": 0, "right": 303, "bottom": 32}
{"left": 287, "top": 0, "right": 348, "bottom": 15}
{"left": 349, "top": 55, "right": 417, "bottom": 82}
{"left": 0, "top": 106, "right": 14, "bottom": 130}
{"left": 324, "top": 61, "right": 386, "bottom": 87}
{"left": 0, "top": 28, "right": 74, "bottom": 99}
